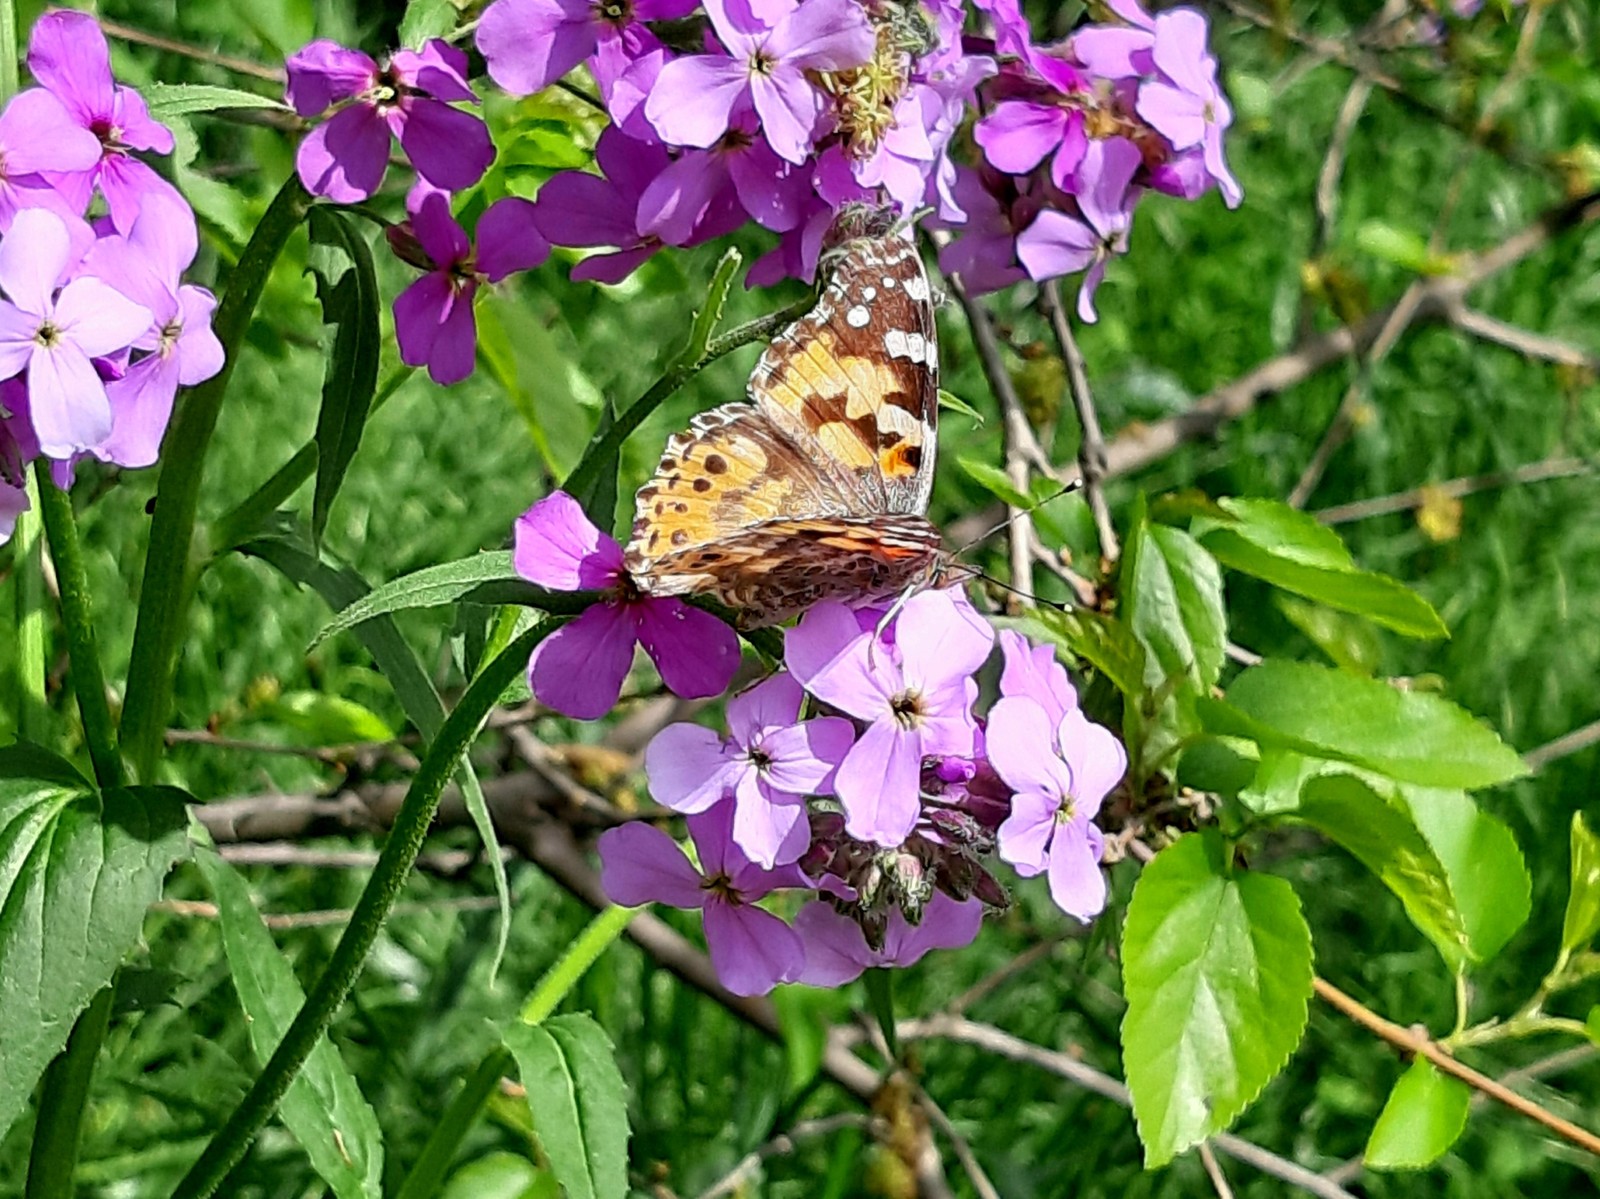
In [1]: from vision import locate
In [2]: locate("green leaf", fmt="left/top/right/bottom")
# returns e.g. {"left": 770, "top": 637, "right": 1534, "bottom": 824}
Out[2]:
{"left": 1120, "top": 832, "right": 1313, "bottom": 1167}
{"left": 1586, "top": 1006, "right": 1600, "bottom": 1048}
{"left": 310, "top": 551, "right": 544, "bottom": 648}
{"left": 262, "top": 691, "right": 396, "bottom": 745}
{"left": 937, "top": 389, "right": 985, "bottom": 424}
{"left": 1122, "top": 511, "right": 1226, "bottom": 766}
{"left": 1275, "top": 595, "right": 1383, "bottom": 675}
{"left": 477, "top": 295, "right": 603, "bottom": 479}
{"left": 504, "top": 1015, "right": 630, "bottom": 1199}
{"left": 144, "top": 82, "right": 288, "bottom": 120}
{"left": 246, "top": 533, "right": 515, "bottom": 979}
{"left": 1562, "top": 812, "right": 1600, "bottom": 955}
{"left": 1200, "top": 660, "right": 1528, "bottom": 789}
{"left": 306, "top": 208, "right": 382, "bottom": 547}
{"left": 1355, "top": 220, "right": 1456, "bottom": 276}
{"left": 398, "top": 0, "right": 460, "bottom": 46}
{"left": 443, "top": 1153, "right": 560, "bottom": 1199}
{"left": 0, "top": 746, "right": 190, "bottom": 1139}
{"left": 1294, "top": 774, "right": 1472, "bottom": 971}
{"left": 194, "top": 846, "right": 384, "bottom": 1198}
{"left": 1195, "top": 498, "right": 1448, "bottom": 639}
{"left": 1400, "top": 784, "right": 1529, "bottom": 964}
{"left": 1364, "top": 1059, "right": 1470, "bottom": 1170}
{"left": 676, "top": 247, "right": 741, "bottom": 367}
{"left": 957, "top": 456, "right": 1033, "bottom": 510}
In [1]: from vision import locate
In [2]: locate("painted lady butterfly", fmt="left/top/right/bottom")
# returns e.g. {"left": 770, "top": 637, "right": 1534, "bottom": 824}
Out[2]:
{"left": 624, "top": 208, "right": 946, "bottom": 628}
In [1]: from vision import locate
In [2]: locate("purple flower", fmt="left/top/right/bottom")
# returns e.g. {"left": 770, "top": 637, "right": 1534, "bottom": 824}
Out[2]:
{"left": 745, "top": 200, "right": 831, "bottom": 288}
{"left": 0, "top": 208, "right": 150, "bottom": 457}
{"left": 974, "top": 98, "right": 1086, "bottom": 192}
{"left": 287, "top": 38, "right": 493, "bottom": 204}
{"left": 639, "top": 119, "right": 811, "bottom": 244}
{"left": 514, "top": 491, "right": 740, "bottom": 718}
{"left": 79, "top": 192, "right": 221, "bottom": 468}
{"left": 848, "top": 89, "right": 939, "bottom": 213}
{"left": 786, "top": 591, "right": 994, "bottom": 848}
{"left": 476, "top": 0, "right": 694, "bottom": 98}
{"left": 599, "top": 804, "right": 808, "bottom": 995}
{"left": 1135, "top": 9, "right": 1241, "bottom": 208}
{"left": 1072, "top": 0, "right": 1157, "bottom": 79}
{"left": 391, "top": 193, "right": 550, "bottom": 385}
{"left": 1015, "top": 136, "right": 1141, "bottom": 321}
{"left": 0, "top": 88, "right": 102, "bottom": 230}
{"left": 935, "top": 168, "right": 1028, "bottom": 295}
{"left": 0, "top": 378, "right": 38, "bottom": 542}
{"left": 794, "top": 892, "right": 983, "bottom": 985}
{"left": 26, "top": 11, "right": 181, "bottom": 233}
{"left": 987, "top": 695, "right": 1125, "bottom": 921}
{"left": 646, "top": 673, "right": 855, "bottom": 867}
{"left": 537, "top": 128, "right": 671, "bottom": 283}
{"left": 644, "top": 0, "right": 875, "bottom": 165}
{"left": 997, "top": 628, "right": 1078, "bottom": 728}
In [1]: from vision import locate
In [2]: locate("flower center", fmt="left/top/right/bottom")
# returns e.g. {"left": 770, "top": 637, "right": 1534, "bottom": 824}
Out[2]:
{"left": 747, "top": 746, "right": 773, "bottom": 772}
{"left": 89, "top": 118, "right": 124, "bottom": 155}
{"left": 1055, "top": 795, "right": 1078, "bottom": 825}
{"left": 889, "top": 689, "right": 924, "bottom": 730}
{"left": 820, "top": 25, "right": 910, "bottom": 159}
{"left": 596, "top": 0, "right": 632, "bottom": 26}
{"left": 35, "top": 321, "right": 61, "bottom": 349}
{"left": 158, "top": 318, "right": 183, "bottom": 355}
{"left": 701, "top": 873, "right": 740, "bottom": 903}
{"left": 750, "top": 50, "right": 777, "bottom": 77}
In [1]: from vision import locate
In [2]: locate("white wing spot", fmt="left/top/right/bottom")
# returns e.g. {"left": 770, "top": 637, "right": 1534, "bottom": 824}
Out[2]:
{"left": 846, "top": 305, "right": 871, "bottom": 328}
{"left": 903, "top": 273, "right": 931, "bottom": 302}
{"left": 861, "top": 286, "right": 877, "bottom": 301}
{"left": 884, "top": 329, "right": 927, "bottom": 363}
{"left": 882, "top": 276, "right": 897, "bottom": 289}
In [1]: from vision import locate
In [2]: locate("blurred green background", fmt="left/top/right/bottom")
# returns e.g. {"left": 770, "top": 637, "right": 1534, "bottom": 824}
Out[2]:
{"left": 1, "top": 0, "right": 1597, "bottom": 1194}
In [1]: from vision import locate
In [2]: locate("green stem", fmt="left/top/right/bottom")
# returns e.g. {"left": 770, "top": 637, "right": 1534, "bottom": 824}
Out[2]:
{"left": 394, "top": 904, "right": 636, "bottom": 1199}
{"left": 561, "top": 292, "right": 815, "bottom": 503}
{"left": 210, "top": 365, "right": 414, "bottom": 555}
{"left": 12, "top": 470, "right": 47, "bottom": 742}
{"left": 0, "top": 0, "right": 17, "bottom": 104}
{"left": 521, "top": 903, "right": 638, "bottom": 1025}
{"left": 25, "top": 985, "right": 114, "bottom": 1199}
{"left": 169, "top": 622, "right": 556, "bottom": 1199}
{"left": 122, "top": 175, "right": 312, "bottom": 782}
{"left": 33, "top": 465, "right": 123, "bottom": 789}
{"left": 393, "top": 1049, "right": 512, "bottom": 1199}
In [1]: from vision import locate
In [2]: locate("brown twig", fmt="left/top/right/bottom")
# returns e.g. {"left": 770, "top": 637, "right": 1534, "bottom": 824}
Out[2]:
{"left": 914, "top": 1085, "right": 1001, "bottom": 1199}
{"left": 692, "top": 1114, "right": 874, "bottom": 1199}
{"left": 1523, "top": 718, "right": 1600, "bottom": 772}
{"left": 944, "top": 932, "right": 1068, "bottom": 1016}
{"left": 1198, "top": 1141, "right": 1237, "bottom": 1199}
{"left": 1313, "top": 456, "right": 1594, "bottom": 525}
{"left": 1313, "top": 977, "right": 1600, "bottom": 1159}
{"left": 1444, "top": 305, "right": 1600, "bottom": 371}
{"left": 98, "top": 18, "right": 286, "bottom": 82}
{"left": 153, "top": 895, "right": 501, "bottom": 930}
{"left": 1039, "top": 280, "right": 1119, "bottom": 563}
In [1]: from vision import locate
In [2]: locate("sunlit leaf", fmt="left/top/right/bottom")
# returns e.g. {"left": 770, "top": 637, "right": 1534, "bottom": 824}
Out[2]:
{"left": 1365, "top": 1059, "right": 1470, "bottom": 1170}
{"left": 504, "top": 1015, "right": 630, "bottom": 1199}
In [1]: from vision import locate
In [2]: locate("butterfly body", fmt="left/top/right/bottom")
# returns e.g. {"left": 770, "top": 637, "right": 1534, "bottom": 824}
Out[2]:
{"left": 625, "top": 210, "right": 945, "bottom": 627}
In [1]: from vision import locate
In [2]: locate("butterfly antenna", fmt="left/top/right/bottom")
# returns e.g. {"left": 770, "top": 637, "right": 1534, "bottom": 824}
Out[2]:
{"left": 952, "top": 479, "right": 1084, "bottom": 557}
{"left": 972, "top": 569, "right": 1071, "bottom": 614}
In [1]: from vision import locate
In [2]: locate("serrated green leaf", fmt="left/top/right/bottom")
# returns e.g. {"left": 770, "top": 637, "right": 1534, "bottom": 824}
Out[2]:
{"left": 306, "top": 208, "right": 382, "bottom": 547}
{"left": 0, "top": 745, "right": 191, "bottom": 1140}
{"left": 1196, "top": 498, "right": 1447, "bottom": 639}
{"left": 1199, "top": 660, "right": 1527, "bottom": 789}
{"left": 1365, "top": 1059, "right": 1470, "bottom": 1170}
{"left": 398, "top": 0, "right": 460, "bottom": 46}
{"left": 167, "top": 115, "right": 251, "bottom": 247}
{"left": 1400, "top": 784, "right": 1529, "bottom": 964}
{"left": 195, "top": 846, "right": 384, "bottom": 1198}
{"left": 958, "top": 456, "right": 1034, "bottom": 510}
{"left": 504, "top": 1015, "right": 630, "bottom": 1199}
{"left": 677, "top": 248, "right": 741, "bottom": 367}
{"left": 1562, "top": 812, "right": 1600, "bottom": 955}
{"left": 937, "top": 389, "right": 985, "bottom": 424}
{"left": 144, "top": 82, "right": 289, "bottom": 119}
{"left": 1176, "top": 736, "right": 1259, "bottom": 796}
{"left": 1121, "top": 832, "right": 1313, "bottom": 1167}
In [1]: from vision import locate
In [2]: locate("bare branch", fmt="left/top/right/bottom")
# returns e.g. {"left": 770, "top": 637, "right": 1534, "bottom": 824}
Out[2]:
{"left": 1524, "top": 718, "right": 1600, "bottom": 773}
{"left": 1445, "top": 305, "right": 1600, "bottom": 370}
{"left": 1314, "top": 456, "right": 1594, "bottom": 526}
{"left": 1039, "top": 281, "right": 1119, "bottom": 562}
{"left": 98, "top": 17, "right": 285, "bottom": 82}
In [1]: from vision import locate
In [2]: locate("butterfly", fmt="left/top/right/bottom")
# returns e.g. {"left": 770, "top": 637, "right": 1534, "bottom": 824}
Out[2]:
{"left": 623, "top": 208, "right": 946, "bottom": 628}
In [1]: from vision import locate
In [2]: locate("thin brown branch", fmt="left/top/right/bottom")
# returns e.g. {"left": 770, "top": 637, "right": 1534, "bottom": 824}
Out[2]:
{"left": 1313, "top": 977, "right": 1600, "bottom": 1159}
{"left": 98, "top": 18, "right": 286, "bottom": 82}
{"left": 153, "top": 895, "right": 500, "bottom": 930}
{"left": 944, "top": 931, "right": 1068, "bottom": 1016}
{"left": 1523, "top": 718, "right": 1600, "bottom": 772}
{"left": 882, "top": 1015, "right": 1360, "bottom": 1199}
{"left": 1311, "top": 78, "right": 1375, "bottom": 266}
{"left": 1198, "top": 1141, "right": 1237, "bottom": 1199}
{"left": 1313, "top": 456, "right": 1594, "bottom": 525}
{"left": 1445, "top": 305, "right": 1600, "bottom": 370}
{"left": 1040, "top": 280, "right": 1119, "bottom": 563}
{"left": 692, "top": 1114, "right": 874, "bottom": 1199}
{"left": 915, "top": 1085, "right": 1001, "bottom": 1199}
{"left": 164, "top": 727, "right": 418, "bottom": 768}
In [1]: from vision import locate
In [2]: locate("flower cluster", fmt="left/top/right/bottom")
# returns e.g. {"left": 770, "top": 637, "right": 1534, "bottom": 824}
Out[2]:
{"left": 0, "top": 12, "right": 221, "bottom": 542}
{"left": 519, "top": 493, "right": 1127, "bottom": 995}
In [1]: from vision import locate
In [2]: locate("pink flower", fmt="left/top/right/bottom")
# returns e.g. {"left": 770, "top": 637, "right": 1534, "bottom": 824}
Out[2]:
{"left": 79, "top": 192, "right": 222, "bottom": 468}
{"left": 987, "top": 694, "right": 1125, "bottom": 921}
{"left": 537, "top": 129, "right": 681, "bottom": 284}
{"left": 1134, "top": 8, "right": 1241, "bottom": 208}
{"left": 786, "top": 591, "right": 994, "bottom": 847}
{"left": 476, "top": 0, "right": 695, "bottom": 98}
{"left": 0, "top": 88, "right": 101, "bottom": 230}
{"left": 1015, "top": 136, "right": 1142, "bottom": 322}
{"left": 0, "top": 208, "right": 150, "bottom": 457}
{"left": 643, "top": 0, "right": 875, "bottom": 165}
{"left": 599, "top": 804, "right": 808, "bottom": 996}
{"left": 25, "top": 10, "right": 182, "bottom": 233}
{"left": 974, "top": 98, "right": 1086, "bottom": 192}
{"left": 934, "top": 167, "right": 1030, "bottom": 296}
{"left": 514, "top": 491, "right": 740, "bottom": 718}
{"left": 287, "top": 39, "right": 493, "bottom": 204}
{"left": 997, "top": 628, "right": 1079, "bottom": 728}
{"left": 638, "top": 118, "right": 812, "bottom": 244}
{"left": 646, "top": 673, "right": 855, "bottom": 867}
{"left": 794, "top": 892, "right": 983, "bottom": 985}
{"left": 390, "top": 193, "right": 549, "bottom": 385}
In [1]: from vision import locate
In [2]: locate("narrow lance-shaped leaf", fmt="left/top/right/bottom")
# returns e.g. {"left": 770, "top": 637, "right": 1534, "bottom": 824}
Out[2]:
{"left": 307, "top": 208, "right": 382, "bottom": 547}
{"left": 194, "top": 845, "right": 385, "bottom": 1199}
{"left": 1120, "top": 831, "right": 1313, "bottom": 1167}
{"left": 504, "top": 1015, "right": 631, "bottom": 1199}
{"left": 0, "top": 745, "right": 190, "bottom": 1139}
{"left": 144, "top": 82, "right": 291, "bottom": 119}
{"left": 1364, "top": 1059, "right": 1470, "bottom": 1170}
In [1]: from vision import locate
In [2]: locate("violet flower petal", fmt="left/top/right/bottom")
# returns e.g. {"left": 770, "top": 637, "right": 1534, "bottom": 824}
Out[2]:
{"left": 635, "top": 598, "right": 741, "bottom": 700}
{"left": 396, "top": 98, "right": 494, "bottom": 193}
{"left": 1045, "top": 817, "right": 1107, "bottom": 921}
{"left": 703, "top": 899, "right": 805, "bottom": 995}
{"left": 646, "top": 722, "right": 740, "bottom": 813}
{"left": 512, "top": 489, "right": 626, "bottom": 590}
{"left": 834, "top": 718, "right": 922, "bottom": 846}
{"left": 528, "top": 603, "right": 638, "bottom": 718}
{"left": 475, "top": 197, "right": 551, "bottom": 281}
{"left": 598, "top": 821, "right": 708, "bottom": 907}
{"left": 296, "top": 104, "right": 390, "bottom": 203}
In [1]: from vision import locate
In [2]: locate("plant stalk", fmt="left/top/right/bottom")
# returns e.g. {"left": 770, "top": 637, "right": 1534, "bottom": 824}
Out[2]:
{"left": 24, "top": 986, "right": 114, "bottom": 1199}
